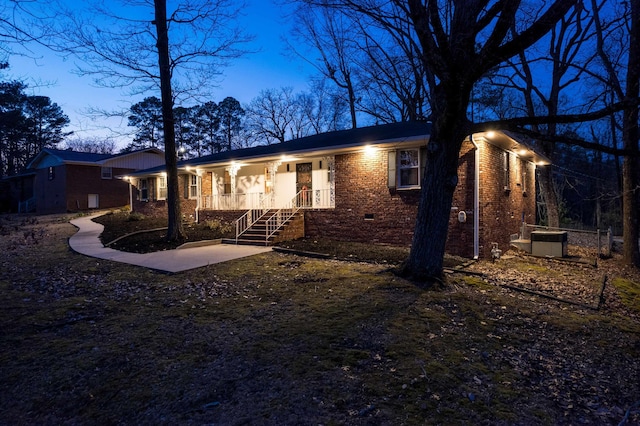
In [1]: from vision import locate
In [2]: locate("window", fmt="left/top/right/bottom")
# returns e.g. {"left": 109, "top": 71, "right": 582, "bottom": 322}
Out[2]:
{"left": 158, "top": 176, "right": 167, "bottom": 200}
{"left": 189, "top": 175, "right": 198, "bottom": 198}
{"left": 48, "top": 166, "right": 55, "bottom": 181}
{"left": 503, "top": 151, "right": 511, "bottom": 191}
{"left": 398, "top": 149, "right": 420, "bottom": 188}
{"left": 140, "top": 179, "right": 148, "bottom": 201}
{"left": 101, "top": 167, "right": 112, "bottom": 179}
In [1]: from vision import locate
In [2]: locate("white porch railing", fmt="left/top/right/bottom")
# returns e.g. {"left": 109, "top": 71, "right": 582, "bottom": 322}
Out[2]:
{"left": 201, "top": 192, "right": 270, "bottom": 210}
{"left": 204, "top": 189, "right": 334, "bottom": 211}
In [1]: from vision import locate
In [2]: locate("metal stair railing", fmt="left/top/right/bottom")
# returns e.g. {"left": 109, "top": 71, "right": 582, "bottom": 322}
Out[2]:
{"left": 235, "top": 207, "right": 269, "bottom": 243}
{"left": 234, "top": 192, "right": 274, "bottom": 242}
{"left": 265, "top": 189, "right": 306, "bottom": 241}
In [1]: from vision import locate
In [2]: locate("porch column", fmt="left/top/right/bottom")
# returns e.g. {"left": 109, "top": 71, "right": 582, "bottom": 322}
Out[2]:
{"left": 226, "top": 163, "right": 241, "bottom": 209}
{"left": 266, "top": 160, "right": 281, "bottom": 208}
{"left": 323, "top": 156, "right": 336, "bottom": 207}
{"left": 195, "top": 169, "right": 203, "bottom": 222}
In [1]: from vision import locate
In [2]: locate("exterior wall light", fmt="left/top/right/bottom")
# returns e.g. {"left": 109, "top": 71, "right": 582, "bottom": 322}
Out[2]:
{"left": 364, "top": 145, "right": 377, "bottom": 155}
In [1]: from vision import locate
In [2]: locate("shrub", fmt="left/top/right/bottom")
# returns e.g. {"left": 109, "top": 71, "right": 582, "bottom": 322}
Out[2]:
{"left": 204, "top": 219, "right": 233, "bottom": 235}
{"left": 128, "top": 212, "right": 146, "bottom": 222}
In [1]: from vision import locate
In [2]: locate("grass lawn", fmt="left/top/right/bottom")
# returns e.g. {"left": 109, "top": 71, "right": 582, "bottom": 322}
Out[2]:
{"left": 0, "top": 212, "right": 639, "bottom": 425}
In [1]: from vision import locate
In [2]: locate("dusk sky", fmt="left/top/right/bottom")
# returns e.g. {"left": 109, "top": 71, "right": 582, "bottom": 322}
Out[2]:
{"left": 5, "top": 0, "right": 314, "bottom": 147}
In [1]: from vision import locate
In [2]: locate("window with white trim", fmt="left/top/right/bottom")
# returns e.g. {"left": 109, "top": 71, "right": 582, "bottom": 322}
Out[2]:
{"left": 101, "top": 167, "right": 112, "bottom": 179}
{"left": 189, "top": 175, "right": 198, "bottom": 199}
{"left": 158, "top": 176, "right": 167, "bottom": 200}
{"left": 398, "top": 149, "right": 420, "bottom": 188}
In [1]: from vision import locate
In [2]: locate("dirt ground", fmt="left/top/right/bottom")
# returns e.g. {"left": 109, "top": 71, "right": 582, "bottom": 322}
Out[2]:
{"left": 0, "top": 213, "right": 639, "bottom": 425}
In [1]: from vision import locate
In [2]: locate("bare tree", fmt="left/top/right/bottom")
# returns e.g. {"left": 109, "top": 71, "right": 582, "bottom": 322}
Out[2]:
{"left": 288, "top": 3, "right": 430, "bottom": 126}
{"left": 500, "top": 3, "right": 597, "bottom": 228}
{"left": 590, "top": 0, "right": 640, "bottom": 266}
{"left": 245, "top": 87, "right": 299, "bottom": 144}
{"left": 63, "top": 137, "right": 117, "bottom": 154}
{"left": 620, "top": 0, "right": 640, "bottom": 266}
{"left": 288, "top": 6, "right": 360, "bottom": 128}
{"left": 41, "top": 0, "right": 252, "bottom": 241}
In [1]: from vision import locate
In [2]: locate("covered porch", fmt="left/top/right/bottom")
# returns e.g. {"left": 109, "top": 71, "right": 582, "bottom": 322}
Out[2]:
{"left": 195, "top": 155, "right": 336, "bottom": 212}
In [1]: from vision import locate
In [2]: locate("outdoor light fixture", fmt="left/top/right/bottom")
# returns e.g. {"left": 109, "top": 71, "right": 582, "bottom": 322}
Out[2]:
{"left": 363, "top": 144, "right": 377, "bottom": 155}
{"left": 485, "top": 131, "right": 496, "bottom": 138}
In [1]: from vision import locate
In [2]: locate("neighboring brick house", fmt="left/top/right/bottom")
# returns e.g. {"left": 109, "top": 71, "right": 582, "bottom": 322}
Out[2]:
{"left": 128, "top": 122, "right": 548, "bottom": 258}
{"left": 5, "top": 148, "right": 165, "bottom": 214}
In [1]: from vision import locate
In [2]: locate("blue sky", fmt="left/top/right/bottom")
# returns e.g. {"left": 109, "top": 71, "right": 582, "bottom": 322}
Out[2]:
{"left": 5, "top": 0, "right": 313, "bottom": 147}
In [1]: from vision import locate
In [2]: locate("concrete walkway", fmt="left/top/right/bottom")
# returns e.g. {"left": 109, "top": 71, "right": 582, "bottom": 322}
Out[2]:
{"left": 69, "top": 214, "right": 272, "bottom": 273}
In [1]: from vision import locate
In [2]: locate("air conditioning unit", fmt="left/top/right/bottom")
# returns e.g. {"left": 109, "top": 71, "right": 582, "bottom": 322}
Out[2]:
{"left": 531, "top": 231, "right": 568, "bottom": 257}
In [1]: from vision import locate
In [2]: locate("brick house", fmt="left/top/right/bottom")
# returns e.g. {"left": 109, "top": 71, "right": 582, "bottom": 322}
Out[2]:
{"left": 128, "top": 122, "right": 548, "bottom": 258}
{"left": 5, "top": 147, "right": 165, "bottom": 214}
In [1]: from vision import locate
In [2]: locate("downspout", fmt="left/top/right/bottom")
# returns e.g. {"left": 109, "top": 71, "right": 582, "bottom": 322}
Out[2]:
{"left": 195, "top": 171, "right": 201, "bottom": 223}
{"left": 469, "top": 134, "right": 480, "bottom": 259}
{"left": 128, "top": 178, "right": 133, "bottom": 212}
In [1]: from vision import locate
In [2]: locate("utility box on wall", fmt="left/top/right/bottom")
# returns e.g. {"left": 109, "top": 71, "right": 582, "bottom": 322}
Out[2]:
{"left": 531, "top": 231, "right": 568, "bottom": 257}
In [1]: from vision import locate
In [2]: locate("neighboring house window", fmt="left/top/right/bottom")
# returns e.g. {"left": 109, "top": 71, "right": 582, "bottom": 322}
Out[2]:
{"left": 48, "top": 166, "right": 55, "bottom": 181}
{"left": 158, "top": 176, "right": 167, "bottom": 200}
{"left": 101, "top": 167, "right": 113, "bottom": 179}
{"left": 140, "top": 179, "right": 148, "bottom": 201}
{"left": 398, "top": 149, "right": 420, "bottom": 188}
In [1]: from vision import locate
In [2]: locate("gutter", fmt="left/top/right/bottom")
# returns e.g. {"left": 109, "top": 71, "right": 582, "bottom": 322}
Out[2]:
{"left": 469, "top": 134, "right": 480, "bottom": 260}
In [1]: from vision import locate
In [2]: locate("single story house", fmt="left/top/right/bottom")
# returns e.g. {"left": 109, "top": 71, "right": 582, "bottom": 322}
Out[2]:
{"left": 5, "top": 147, "right": 165, "bottom": 214}
{"left": 127, "top": 121, "right": 548, "bottom": 259}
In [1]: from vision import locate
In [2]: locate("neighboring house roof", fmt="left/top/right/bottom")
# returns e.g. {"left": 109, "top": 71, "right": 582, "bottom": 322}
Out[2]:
{"left": 26, "top": 147, "right": 165, "bottom": 170}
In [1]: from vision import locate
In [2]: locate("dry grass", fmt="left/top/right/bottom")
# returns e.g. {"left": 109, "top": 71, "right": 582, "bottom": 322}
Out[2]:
{"left": 1, "top": 213, "right": 639, "bottom": 425}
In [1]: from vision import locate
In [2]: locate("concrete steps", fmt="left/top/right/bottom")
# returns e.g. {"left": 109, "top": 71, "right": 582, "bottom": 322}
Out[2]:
{"left": 224, "top": 210, "right": 300, "bottom": 246}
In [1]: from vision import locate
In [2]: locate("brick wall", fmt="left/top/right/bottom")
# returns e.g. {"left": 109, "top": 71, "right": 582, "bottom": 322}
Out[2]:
{"left": 477, "top": 143, "right": 536, "bottom": 257}
{"left": 272, "top": 214, "right": 305, "bottom": 243}
{"left": 63, "top": 165, "right": 132, "bottom": 212}
{"left": 35, "top": 165, "right": 67, "bottom": 214}
{"left": 133, "top": 175, "right": 201, "bottom": 221}
{"left": 446, "top": 141, "right": 477, "bottom": 258}
{"left": 305, "top": 149, "right": 423, "bottom": 247}
{"left": 305, "top": 139, "right": 536, "bottom": 259}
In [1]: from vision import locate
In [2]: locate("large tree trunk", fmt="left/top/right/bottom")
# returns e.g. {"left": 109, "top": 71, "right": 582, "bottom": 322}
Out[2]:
{"left": 154, "top": 0, "right": 185, "bottom": 242}
{"left": 537, "top": 165, "right": 561, "bottom": 228}
{"left": 622, "top": 0, "right": 640, "bottom": 266}
{"left": 402, "top": 84, "right": 470, "bottom": 281}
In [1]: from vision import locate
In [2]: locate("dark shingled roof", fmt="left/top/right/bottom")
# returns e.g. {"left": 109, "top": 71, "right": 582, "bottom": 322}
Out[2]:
{"left": 189, "top": 121, "right": 431, "bottom": 166}
{"left": 127, "top": 121, "right": 432, "bottom": 176}
{"left": 41, "top": 148, "right": 113, "bottom": 163}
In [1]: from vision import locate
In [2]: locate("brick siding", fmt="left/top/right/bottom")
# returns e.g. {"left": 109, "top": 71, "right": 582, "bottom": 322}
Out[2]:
{"left": 306, "top": 139, "right": 536, "bottom": 259}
